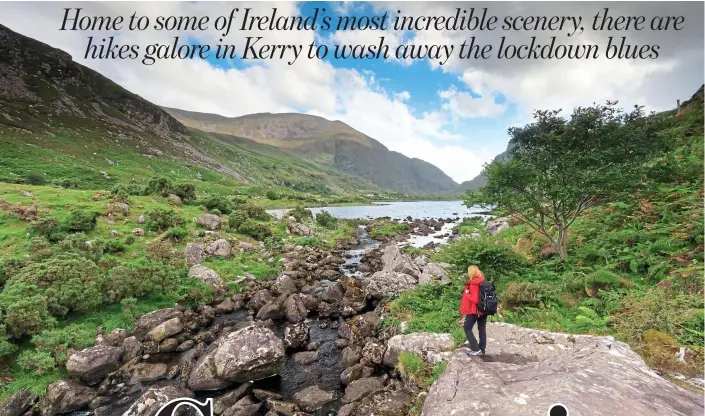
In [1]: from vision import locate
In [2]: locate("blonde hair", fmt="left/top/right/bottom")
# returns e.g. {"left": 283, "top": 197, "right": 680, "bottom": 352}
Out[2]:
{"left": 468, "top": 265, "right": 484, "bottom": 279}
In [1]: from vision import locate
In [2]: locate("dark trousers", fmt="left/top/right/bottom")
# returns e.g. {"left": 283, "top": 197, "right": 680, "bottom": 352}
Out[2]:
{"left": 464, "top": 314, "right": 487, "bottom": 352}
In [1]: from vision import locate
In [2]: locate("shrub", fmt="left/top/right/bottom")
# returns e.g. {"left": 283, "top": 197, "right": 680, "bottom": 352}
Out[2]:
{"left": 434, "top": 236, "right": 527, "bottom": 282}
{"left": 30, "top": 323, "right": 95, "bottom": 367}
{"left": 238, "top": 219, "right": 272, "bottom": 241}
{"left": 111, "top": 182, "right": 143, "bottom": 196}
{"left": 5, "top": 254, "right": 104, "bottom": 318}
{"left": 57, "top": 177, "right": 80, "bottom": 189}
{"left": 104, "top": 259, "right": 183, "bottom": 302}
{"left": 145, "top": 207, "right": 186, "bottom": 232}
{"left": 64, "top": 210, "right": 99, "bottom": 232}
{"left": 165, "top": 227, "right": 188, "bottom": 241}
{"left": 124, "top": 235, "right": 136, "bottom": 245}
{"left": 145, "top": 239, "right": 181, "bottom": 265}
{"left": 27, "top": 217, "right": 59, "bottom": 240}
{"left": 288, "top": 205, "right": 313, "bottom": 222}
{"left": 173, "top": 183, "right": 197, "bottom": 202}
{"left": 17, "top": 349, "right": 57, "bottom": 376}
{"left": 25, "top": 173, "right": 46, "bottom": 185}
{"left": 583, "top": 269, "right": 622, "bottom": 296}
{"left": 266, "top": 190, "right": 278, "bottom": 200}
{"left": 145, "top": 176, "right": 173, "bottom": 197}
{"left": 59, "top": 232, "right": 104, "bottom": 261}
{"left": 0, "top": 283, "right": 55, "bottom": 338}
{"left": 0, "top": 324, "right": 17, "bottom": 358}
{"left": 397, "top": 351, "right": 447, "bottom": 389}
{"left": 316, "top": 210, "right": 337, "bottom": 228}
{"left": 202, "top": 195, "right": 234, "bottom": 214}
{"left": 101, "top": 239, "right": 126, "bottom": 254}
{"left": 501, "top": 282, "right": 542, "bottom": 310}
{"left": 229, "top": 204, "right": 270, "bottom": 230}
{"left": 171, "top": 274, "right": 214, "bottom": 306}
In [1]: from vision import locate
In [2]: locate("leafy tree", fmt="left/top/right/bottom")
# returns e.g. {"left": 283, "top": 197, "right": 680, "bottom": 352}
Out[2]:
{"left": 466, "top": 102, "right": 663, "bottom": 259}
{"left": 315, "top": 210, "right": 337, "bottom": 228}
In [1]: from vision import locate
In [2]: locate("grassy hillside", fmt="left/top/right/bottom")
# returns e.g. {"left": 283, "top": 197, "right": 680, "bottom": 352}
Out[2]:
{"left": 385, "top": 87, "right": 705, "bottom": 387}
{"left": 164, "top": 107, "right": 460, "bottom": 194}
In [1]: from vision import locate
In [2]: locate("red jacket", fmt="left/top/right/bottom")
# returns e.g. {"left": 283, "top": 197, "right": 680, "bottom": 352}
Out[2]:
{"left": 460, "top": 276, "right": 485, "bottom": 316}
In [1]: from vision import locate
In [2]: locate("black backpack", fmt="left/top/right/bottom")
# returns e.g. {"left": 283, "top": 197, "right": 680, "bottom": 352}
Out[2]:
{"left": 478, "top": 281, "right": 499, "bottom": 315}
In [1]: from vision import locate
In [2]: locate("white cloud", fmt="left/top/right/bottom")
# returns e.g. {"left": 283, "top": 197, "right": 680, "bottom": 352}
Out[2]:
{"left": 438, "top": 85, "right": 506, "bottom": 119}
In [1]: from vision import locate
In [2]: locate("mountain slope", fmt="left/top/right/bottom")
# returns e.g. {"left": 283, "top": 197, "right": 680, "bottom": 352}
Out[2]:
{"left": 0, "top": 24, "right": 384, "bottom": 196}
{"left": 458, "top": 144, "right": 513, "bottom": 192}
{"left": 163, "top": 107, "right": 459, "bottom": 194}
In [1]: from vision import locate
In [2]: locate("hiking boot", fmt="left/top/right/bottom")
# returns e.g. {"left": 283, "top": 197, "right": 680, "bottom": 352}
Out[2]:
{"left": 466, "top": 349, "right": 482, "bottom": 356}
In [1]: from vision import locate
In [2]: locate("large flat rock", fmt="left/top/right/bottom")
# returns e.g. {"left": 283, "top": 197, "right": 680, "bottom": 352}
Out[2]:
{"left": 422, "top": 323, "right": 704, "bottom": 416}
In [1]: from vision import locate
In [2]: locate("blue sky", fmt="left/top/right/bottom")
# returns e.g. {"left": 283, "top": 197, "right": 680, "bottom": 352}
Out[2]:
{"left": 1, "top": 1, "right": 702, "bottom": 182}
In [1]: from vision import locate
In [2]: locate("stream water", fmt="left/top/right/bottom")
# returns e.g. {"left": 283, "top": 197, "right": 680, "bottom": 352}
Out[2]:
{"left": 267, "top": 200, "right": 480, "bottom": 220}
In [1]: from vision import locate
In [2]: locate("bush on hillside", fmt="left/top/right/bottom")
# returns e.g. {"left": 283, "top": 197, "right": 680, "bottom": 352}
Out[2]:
{"left": 145, "top": 207, "right": 186, "bottom": 232}
{"left": 434, "top": 236, "right": 527, "bottom": 282}
{"left": 0, "top": 283, "right": 55, "bottom": 338}
{"left": 202, "top": 194, "right": 234, "bottom": 214}
{"left": 64, "top": 210, "right": 99, "bottom": 232}
{"left": 104, "top": 259, "right": 184, "bottom": 302}
{"left": 266, "top": 190, "right": 279, "bottom": 200}
{"left": 28, "top": 217, "right": 59, "bottom": 240}
{"left": 229, "top": 204, "right": 270, "bottom": 230}
{"left": 165, "top": 226, "right": 188, "bottom": 241}
{"left": 316, "top": 210, "right": 337, "bottom": 228}
{"left": 57, "top": 177, "right": 80, "bottom": 189}
{"left": 238, "top": 219, "right": 272, "bottom": 241}
{"left": 25, "top": 173, "right": 46, "bottom": 185}
{"left": 173, "top": 183, "right": 197, "bottom": 202}
{"left": 145, "top": 176, "right": 173, "bottom": 197}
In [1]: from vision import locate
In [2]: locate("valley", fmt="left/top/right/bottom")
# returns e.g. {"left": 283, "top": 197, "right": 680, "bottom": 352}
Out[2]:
{"left": 0, "top": 19, "right": 703, "bottom": 416}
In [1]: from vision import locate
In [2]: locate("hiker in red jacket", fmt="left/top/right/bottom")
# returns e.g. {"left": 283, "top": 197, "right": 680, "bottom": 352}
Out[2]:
{"left": 460, "top": 265, "right": 487, "bottom": 356}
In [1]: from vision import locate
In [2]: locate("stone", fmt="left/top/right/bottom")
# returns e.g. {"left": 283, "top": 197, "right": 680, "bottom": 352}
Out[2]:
{"left": 359, "top": 271, "right": 417, "bottom": 299}
{"left": 122, "top": 385, "right": 194, "bottom": 416}
{"left": 272, "top": 275, "right": 298, "bottom": 296}
{"left": 65, "top": 345, "right": 123, "bottom": 384}
{"left": 354, "top": 389, "right": 413, "bottom": 416}
{"left": 122, "top": 336, "right": 142, "bottom": 362}
{"left": 184, "top": 243, "right": 206, "bottom": 266}
{"left": 340, "top": 364, "right": 364, "bottom": 385}
{"left": 342, "top": 346, "right": 363, "bottom": 368}
{"left": 106, "top": 202, "right": 129, "bottom": 216}
{"left": 266, "top": 399, "right": 299, "bottom": 415}
{"left": 284, "top": 294, "right": 308, "bottom": 323}
{"left": 213, "top": 383, "right": 252, "bottom": 415}
{"left": 167, "top": 193, "right": 182, "bottom": 206}
{"left": 0, "top": 389, "right": 36, "bottom": 416}
{"left": 40, "top": 380, "right": 95, "bottom": 416}
{"left": 247, "top": 289, "right": 274, "bottom": 311}
{"left": 339, "top": 312, "right": 380, "bottom": 344}
{"left": 286, "top": 222, "right": 315, "bottom": 237}
{"left": 361, "top": 341, "right": 386, "bottom": 365}
{"left": 284, "top": 323, "right": 309, "bottom": 349}
{"left": 188, "top": 265, "right": 226, "bottom": 295}
{"left": 146, "top": 317, "right": 183, "bottom": 342}
{"left": 381, "top": 244, "right": 421, "bottom": 278}
{"left": 216, "top": 298, "right": 236, "bottom": 314}
{"left": 383, "top": 332, "right": 455, "bottom": 366}
{"left": 485, "top": 218, "right": 510, "bottom": 235}
{"left": 189, "top": 350, "right": 233, "bottom": 391}
{"left": 131, "top": 228, "right": 144, "bottom": 237}
{"left": 418, "top": 263, "right": 450, "bottom": 285}
{"left": 137, "top": 215, "right": 145, "bottom": 224}
{"left": 223, "top": 397, "right": 261, "bottom": 416}
{"left": 238, "top": 241, "right": 256, "bottom": 251}
{"left": 206, "top": 238, "right": 232, "bottom": 257}
{"left": 292, "top": 351, "right": 319, "bottom": 365}
{"left": 213, "top": 325, "right": 285, "bottom": 382}
{"left": 120, "top": 362, "right": 168, "bottom": 384}
{"left": 132, "top": 308, "right": 183, "bottom": 340}
{"left": 159, "top": 338, "right": 180, "bottom": 352}
{"left": 256, "top": 301, "right": 284, "bottom": 321}
{"left": 421, "top": 323, "right": 705, "bottom": 416}
{"left": 293, "top": 385, "right": 335, "bottom": 412}
{"left": 109, "top": 229, "right": 119, "bottom": 238}
{"left": 177, "top": 340, "right": 195, "bottom": 352}
{"left": 198, "top": 213, "right": 221, "bottom": 230}
{"left": 102, "top": 328, "right": 127, "bottom": 347}
{"left": 342, "top": 377, "right": 385, "bottom": 404}
{"left": 252, "top": 389, "right": 283, "bottom": 401}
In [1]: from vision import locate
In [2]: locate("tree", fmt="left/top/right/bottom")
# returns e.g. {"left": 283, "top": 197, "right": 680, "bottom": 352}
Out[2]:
{"left": 466, "top": 102, "right": 663, "bottom": 259}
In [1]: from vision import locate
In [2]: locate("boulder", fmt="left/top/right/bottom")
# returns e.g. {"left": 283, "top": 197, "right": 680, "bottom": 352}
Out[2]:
{"left": 0, "top": 389, "right": 36, "bottom": 416}
{"left": 418, "top": 263, "right": 450, "bottom": 285}
{"left": 146, "top": 317, "right": 183, "bottom": 342}
{"left": 284, "top": 323, "right": 309, "bottom": 349}
{"left": 338, "top": 312, "right": 380, "bottom": 344}
{"left": 122, "top": 385, "right": 194, "bottom": 416}
{"left": 132, "top": 308, "right": 183, "bottom": 340}
{"left": 131, "top": 228, "right": 145, "bottom": 237}
{"left": 342, "top": 346, "right": 363, "bottom": 368}
{"left": 272, "top": 275, "right": 298, "bottom": 296}
{"left": 383, "top": 332, "right": 455, "bottom": 366}
{"left": 284, "top": 294, "right": 308, "bottom": 323}
{"left": 198, "top": 213, "right": 221, "bottom": 230}
{"left": 119, "top": 362, "right": 169, "bottom": 384}
{"left": 353, "top": 389, "right": 413, "bottom": 416}
{"left": 359, "top": 271, "right": 416, "bottom": 299}
{"left": 213, "top": 383, "right": 252, "bottom": 415}
{"left": 122, "top": 336, "right": 142, "bottom": 362}
{"left": 286, "top": 222, "right": 315, "bottom": 237}
{"left": 361, "top": 341, "right": 386, "bottom": 365}
{"left": 421, "top": 323, "right": 705, "bottom": 416}
{"left": 485, "top": 218, "right": 510, "bottom": 235}
{"left": 213, "top": 325, "right": 285, "bottom": 382}
{"left": 184, "top": 243, "right": 206, "bottom": 266}
{"left": 238, "top": 241, "right": 256, "bottom": 252}
{"left": 381, "top": 244, "right": 420, "bottom": 277}
{"left": 188, "top": 265, "right": 226, "bottom": 295}
{"left": 106, "top": 202, "right": 129, "bottom": 216}
{"left": 188, "top": 350, "right": 232, "bottom": 391}
{"left": 292, "top": 351, "right": 319, "bottom": 365}
{"left": 137, "top": 215, "right": 145, "bottom": 224}
{"left": 167, "top": 194, "right": 182, "bottom": 206}
{"left": 293, "top": 385, "right": 335, "bottom": 412}
{"left": 340, "top": 364, "right": 364, "bottom": 385}
{"left": 65, "top": 345, "right": 123, "bottom": 384}
{"left": 222, "top": 397, "right": 261, "bottom": 416}
{"left": 40, "top": 380, "right": 95, "bottom": 416}
{"left": 256, "top": 301, "right": 284, "bottom": 321}
{"left": 266, "top": 399, "right": 299, "bottom": 415}
{"left": 206, "top": 239, "right": 232, "bottom": 257}
{"left": 342, "top": 377, "right": 385, "bottom": 404}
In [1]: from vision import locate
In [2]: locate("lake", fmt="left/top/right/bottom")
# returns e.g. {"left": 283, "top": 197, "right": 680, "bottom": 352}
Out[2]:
{"left": 267, "top": 200, "right": 482, "bottom": 220}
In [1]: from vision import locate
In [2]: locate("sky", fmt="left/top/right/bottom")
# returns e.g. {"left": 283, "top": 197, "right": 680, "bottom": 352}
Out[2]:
{"left": 1, "top": 1, "right": 703, "bottom": 183}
